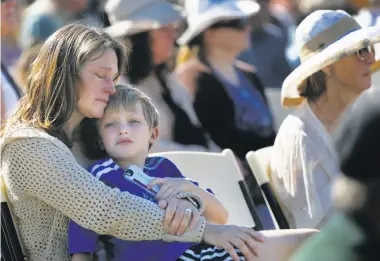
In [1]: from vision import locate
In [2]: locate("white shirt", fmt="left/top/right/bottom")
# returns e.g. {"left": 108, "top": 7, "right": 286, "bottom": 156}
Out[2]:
{"left": 270, "top": 101, "right": 339, "bottom": 229}
{"left": 1, "top": 70, "right": 19, "bottom": 118}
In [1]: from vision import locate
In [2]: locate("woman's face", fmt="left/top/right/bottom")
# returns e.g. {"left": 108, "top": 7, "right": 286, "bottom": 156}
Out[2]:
{"left": 77, "top": 49, "right": 119, "bottom": 119}
{"left": 331, "top": 46, "right": 376, "bottom": 93}
{"left": 150, "top": 24, "right": 176, "bottom": 65}
{"left": 205, "top": 19, "right": 251, "bottom": 54}
{"left": 1, "top": 0, "right": 17, "bottom": 36}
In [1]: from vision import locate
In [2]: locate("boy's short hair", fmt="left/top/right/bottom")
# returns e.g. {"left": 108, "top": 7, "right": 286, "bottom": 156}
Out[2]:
{"left": 77, "top": 84, "right": 159, "bottom": 160}
{"left": 107, "top": 84, "right": 159, "bottom": 130}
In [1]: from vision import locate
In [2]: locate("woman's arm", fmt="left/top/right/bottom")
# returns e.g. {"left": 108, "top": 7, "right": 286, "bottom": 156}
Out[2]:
{"left": 2, "top": 138, "right": 205, "bottom": 243}
{"left": 150, "top": 177, "right": 228, "bottom": 225}
{"left": 270, "top": 127, "right": 334, "bottom": 229}
{"left": 186, "top": 182, "right": 228, "bottom": 224}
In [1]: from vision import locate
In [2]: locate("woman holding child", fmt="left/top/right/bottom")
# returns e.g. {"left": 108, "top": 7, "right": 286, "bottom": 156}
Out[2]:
{"left": 0, "top": 22, "right": 316, "bottom": 261}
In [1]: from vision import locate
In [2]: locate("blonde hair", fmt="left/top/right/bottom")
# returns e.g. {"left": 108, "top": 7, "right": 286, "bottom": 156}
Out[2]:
{"left": 106, "top": 84, "right": 159, "bottom": 130}
{"left": 176, "top": 45, "right": 199, "bottom": 67}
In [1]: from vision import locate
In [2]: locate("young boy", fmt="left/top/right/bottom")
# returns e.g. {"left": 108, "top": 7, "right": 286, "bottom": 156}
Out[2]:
{"left": 69, "top": 84, "right": 232, "bottom": 261}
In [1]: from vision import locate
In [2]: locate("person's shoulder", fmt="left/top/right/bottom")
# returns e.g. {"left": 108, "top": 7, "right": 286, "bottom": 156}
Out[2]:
{"left": 277, "top": 112, "right": 306, "bottom": 137}
{"left": 87, "top": 158, "right": 117, "bottom": 176}
{"left": 1, "top": 123, "right": 70, "bottom": 154}
{"left": 145, "top": 156, "right": 183, "bottom": 178}
{"left": 175, "top": 58, "right": 211, "bottom": 79}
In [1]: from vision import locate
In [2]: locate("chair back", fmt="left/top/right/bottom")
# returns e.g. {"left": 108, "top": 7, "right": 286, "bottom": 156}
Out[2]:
{"left": 150, "top": 149, "right": 262, "bottom": 228}
{"left": 246, "top": 147, "right": 291, "bottom": 229}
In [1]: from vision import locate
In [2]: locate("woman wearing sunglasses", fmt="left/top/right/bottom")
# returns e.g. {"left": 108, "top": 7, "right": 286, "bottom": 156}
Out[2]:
{"left": 176, "top": 0, "right": 276, "bottom": 163}
{"left": 270, "top": 10, "right": 379, "bottom": 230}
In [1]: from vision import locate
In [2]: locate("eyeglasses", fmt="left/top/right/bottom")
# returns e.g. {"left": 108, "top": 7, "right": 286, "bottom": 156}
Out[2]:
{"left": 210, "top": 19, "right": 250, "bottom": 31}
{"left": 356, "top": 45, "right": 374, "bottom": 60}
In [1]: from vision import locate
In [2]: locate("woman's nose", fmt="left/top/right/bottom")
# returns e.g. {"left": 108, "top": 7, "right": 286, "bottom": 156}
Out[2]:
{"left": 104, "top": 81, "right": 116, "bottom": 95}
{"left": 367, "top": 51, "right": 376, "bottom": 65}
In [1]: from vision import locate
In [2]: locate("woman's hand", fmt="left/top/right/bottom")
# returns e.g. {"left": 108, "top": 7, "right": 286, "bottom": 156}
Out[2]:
{"left": 148, "top": 177, "right": 194, "bottom": 201}
{"left": 202, "top": 224, "right": 265, "bottom": 261}
{"left": 158, "top": 198, "right": 200, "bottom": 236}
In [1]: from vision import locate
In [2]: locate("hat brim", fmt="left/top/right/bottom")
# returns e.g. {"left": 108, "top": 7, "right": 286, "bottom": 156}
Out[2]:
{"left": 104, "top": 2, "right": 183, "bottom": 38}
{"left": 177, "top": 0, "right": 260, "bottom": 45}
{"left": 282, "top": 26, "right": 380, "bottom": 108}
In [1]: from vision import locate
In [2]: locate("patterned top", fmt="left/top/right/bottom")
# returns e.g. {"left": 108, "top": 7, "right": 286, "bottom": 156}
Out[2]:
{"left": 69, "top": 157, "right": 198, "bottom": 261}
{"left": 0, "top": 124, "right": 205, "bottom": 261}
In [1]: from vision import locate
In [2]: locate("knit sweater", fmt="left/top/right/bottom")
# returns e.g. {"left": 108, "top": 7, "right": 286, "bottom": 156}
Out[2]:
{"left": 0, "top": 124, "right": 206, "bottom": 261}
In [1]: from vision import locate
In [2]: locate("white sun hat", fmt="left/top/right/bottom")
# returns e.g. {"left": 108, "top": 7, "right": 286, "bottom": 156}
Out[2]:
{"left": 104, "top": 0, "right": 184, "bottom": 38}
{"left": 282, "top": 10, "right": 380, "bottom": 108}
{"left": 177, "top": 0, "right": 260, "bottom": 45}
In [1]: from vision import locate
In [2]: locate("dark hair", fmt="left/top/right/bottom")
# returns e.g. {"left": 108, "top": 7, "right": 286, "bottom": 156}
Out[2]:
{"left": 187, "top": 34, "right": 209, "bottom": 65}
{"left": 299, "top": 70, "right": 326, "bottom": 102}
{"left": 125, "top": 32, "right": 154, "bottom": 84}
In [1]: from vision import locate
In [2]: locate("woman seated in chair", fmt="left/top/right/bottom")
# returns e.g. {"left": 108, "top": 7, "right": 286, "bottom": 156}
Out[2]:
{"left": 175, "top": 0, "right": 277, "bottom": 161}
{"left": 270, "top": 9, "right": 379, "bottom": 229}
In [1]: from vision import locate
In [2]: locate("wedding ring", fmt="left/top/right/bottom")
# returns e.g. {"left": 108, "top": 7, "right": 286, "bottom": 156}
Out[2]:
{"left": 185, "top": 208, "right": 192, "bottom": 214}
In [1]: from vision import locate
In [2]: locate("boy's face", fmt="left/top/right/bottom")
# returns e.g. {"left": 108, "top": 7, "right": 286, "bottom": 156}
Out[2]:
{"left": 98, "top": 102, "right": 158, "bottom": 165}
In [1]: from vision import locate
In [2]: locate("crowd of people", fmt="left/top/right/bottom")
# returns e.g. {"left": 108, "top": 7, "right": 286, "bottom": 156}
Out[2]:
{"left": 1, "top": 0, "right": 380, "bottom": 260}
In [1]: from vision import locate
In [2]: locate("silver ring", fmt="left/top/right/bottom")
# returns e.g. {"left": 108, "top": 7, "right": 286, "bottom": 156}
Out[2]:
{"left": 185, "top": 208, "right": 192, "bottom": 214}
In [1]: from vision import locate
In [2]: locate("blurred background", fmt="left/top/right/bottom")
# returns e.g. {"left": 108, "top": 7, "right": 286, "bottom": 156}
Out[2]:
{"left": 2, "top": 0, "right": 379, "bottom": 130}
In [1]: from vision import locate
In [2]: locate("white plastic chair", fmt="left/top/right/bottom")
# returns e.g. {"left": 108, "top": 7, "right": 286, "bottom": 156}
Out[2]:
{"left": 150, "top": 149, "right": 262, "bottom": 229}
{"left": 246, "top": 147, "right": 291, "bottom": 230}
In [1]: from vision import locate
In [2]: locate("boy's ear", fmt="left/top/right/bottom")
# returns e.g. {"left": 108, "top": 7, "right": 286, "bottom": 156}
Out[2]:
{"left": 149, "top": 128, "right": 159, "bottom": 145}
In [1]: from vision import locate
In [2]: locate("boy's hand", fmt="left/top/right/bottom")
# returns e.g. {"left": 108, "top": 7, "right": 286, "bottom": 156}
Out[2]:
{"left": 159, "top": 198, "right": 200, "bottom": 235}
{"left": 148, "top": 177, "right": 194, "bottom": 201}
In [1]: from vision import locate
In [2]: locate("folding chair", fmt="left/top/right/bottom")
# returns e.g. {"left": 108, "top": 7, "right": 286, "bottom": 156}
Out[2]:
{"left": 1, "top": 176, "right": 26, "bottom": 261}
{"left": 246, "top": 147, "right": 291, "bottom": 230}
{"left": 149, "top": 149, "right": 263, "bottom": 230}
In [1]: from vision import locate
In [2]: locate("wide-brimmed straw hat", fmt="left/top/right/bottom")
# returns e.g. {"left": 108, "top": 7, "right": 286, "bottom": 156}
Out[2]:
{"left": 177, "top": 0, "right": 260, "bottom": 45}
{"left": 104, "top": 0, "right": 184, "bottom": 38}
{"left": 282, "top": 10, "right": 380, "bottom": 108}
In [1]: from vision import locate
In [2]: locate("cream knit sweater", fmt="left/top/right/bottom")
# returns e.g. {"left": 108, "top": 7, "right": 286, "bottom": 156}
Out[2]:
{"left": 1, "top": 124, "right": 206, "bottom": 261}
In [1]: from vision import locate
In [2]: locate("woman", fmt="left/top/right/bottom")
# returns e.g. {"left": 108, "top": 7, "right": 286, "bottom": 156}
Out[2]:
{"left": 176, "top": 0, "right": 277, "bottom": 160}
{"left": 291, "top": 89, "right": 380, "bottom": 261}
{"left": 270, "top": 10, "right": 379, "bottom": 229}
{"left": 0, "top": 24, "right": 266, "bottom": 261}
{"left": 104, "top": 0, "right": 217, "bottom": 153}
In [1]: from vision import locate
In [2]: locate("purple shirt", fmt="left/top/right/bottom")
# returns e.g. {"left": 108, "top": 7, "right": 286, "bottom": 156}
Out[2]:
{"left": 68, "top": 157, "right": 197, "bottom": 261}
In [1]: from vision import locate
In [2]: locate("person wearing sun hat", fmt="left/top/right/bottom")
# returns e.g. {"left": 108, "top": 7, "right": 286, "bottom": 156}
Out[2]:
{"left": 103, "top": 0, "right": 223, "bottom": 154}
{"left": 290, "top": 88, "right": 380, "bottom": 261}
{"left": 270, "top": 9, "right": 379, "bottom": 230}
{"left": 176, "top": 0, "right": 277, "bottom": 168}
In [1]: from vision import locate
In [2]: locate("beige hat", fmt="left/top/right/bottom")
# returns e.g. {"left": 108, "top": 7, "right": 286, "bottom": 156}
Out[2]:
{"left": 282, "top": 10, "right": 380, "bottom": 108}
{"left": 104, "top": 0, "right": 184, "bottom": 38}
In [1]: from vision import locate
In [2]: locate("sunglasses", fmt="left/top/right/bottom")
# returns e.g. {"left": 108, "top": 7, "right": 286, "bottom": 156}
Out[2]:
{"left": 356, "top": 45, "right": 375, "bottom": 60}
{"left": 209, "top": 19, "right": 250, "bottom": 30}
